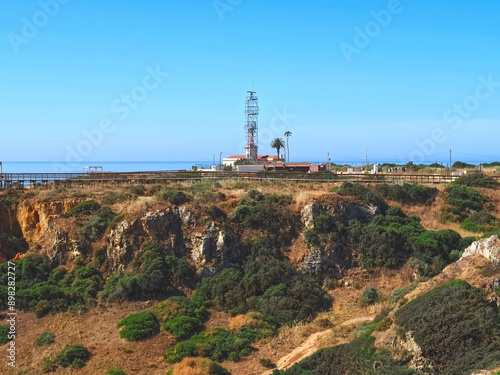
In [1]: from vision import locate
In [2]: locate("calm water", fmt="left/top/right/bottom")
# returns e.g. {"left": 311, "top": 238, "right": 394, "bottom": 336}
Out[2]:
{"left": 0, "top": 160, "right": 490, "bottom": 174}
{"left": 0, "top": 162, "right": 213, "bottom": 174}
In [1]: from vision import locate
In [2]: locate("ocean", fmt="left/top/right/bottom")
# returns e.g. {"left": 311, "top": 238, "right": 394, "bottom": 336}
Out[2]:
{"left": 0, "top": 161, "right": 213, "bottom": 174}
{"left": 0, "top": 160, "right": 493, "bottom": 174}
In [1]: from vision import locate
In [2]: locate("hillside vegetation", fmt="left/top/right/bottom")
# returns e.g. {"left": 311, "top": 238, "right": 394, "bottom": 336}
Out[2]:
{"left": 0, "top": 177, "right": 500, "bottom": 374}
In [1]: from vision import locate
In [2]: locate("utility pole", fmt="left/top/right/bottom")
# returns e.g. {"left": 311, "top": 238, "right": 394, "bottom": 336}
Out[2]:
{"left": 449, "top": 149, "right": 452, "bottom": 175}
{"left": 327, "top": 151, "right": 331, "bottom": 171}
{"left": 219, "top": 152, "right": 222, "bottom": 171}
{"left": 366, "top": 149, "right": 368, "bottom": 174}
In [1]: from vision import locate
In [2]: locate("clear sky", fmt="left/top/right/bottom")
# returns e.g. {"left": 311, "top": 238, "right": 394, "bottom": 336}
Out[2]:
{"left": 1, "top": 0, "right": 499, "bottom": 164}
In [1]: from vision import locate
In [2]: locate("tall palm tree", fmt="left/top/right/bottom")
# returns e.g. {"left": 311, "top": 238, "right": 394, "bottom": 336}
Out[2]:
{"left": 284, "top": 131, "right": 292, "bottom": 163}
{"left": 271, "top": 138, "right": 285, "bottom": 161}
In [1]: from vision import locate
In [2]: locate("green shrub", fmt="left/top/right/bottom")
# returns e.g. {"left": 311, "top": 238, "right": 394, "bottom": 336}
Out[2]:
{"left": 260, "top": 358, "right": 274, "bottom": 368}
{"left": 163, "top": 316, "right": 204, "bottom": 340}
{"left": 77, "top": 207, "right": 116, "bottom": 242}
{"left": 461, "top": 211, "right": 499, "bottom": 233}
{"left": 42, "top": 357, "right": 57, "bottom": 373}
{"left": 156, "top": 188, "right": 189, "bottom": 205}
{"left": 0, "top": 255, "right": 104, "bottom": 316}
{"left": 101, "top": 243, "right": 193, "bottom": 302}
{"left": 360, "top": 286, "right": 379, "bottom": 305}
{"left": 376, "top": 183, "right": 438, "bottom": 205}
{"left": 93, "top": 246, "right": 107, "bottom": 268}
{"left": 276, "top": 334, "right": 417, "bottom": 375}
{"left": 102, "top": 192, "right": 129, "bottom": 205}
{"left": 452, "top": 172, "right": 500, "bottom": 188}
{"left": 229, "top": 192, "right": 295, "bottom": 244}
{"left": 56, "top": 344, "right": 92, "bottom": 368}
{"left": 164, "top": 328, "right": 254, "bottom": 363}
{"left": 193, "top": 242, "right": 330, "bottom": 326}
{"left": 154, "top": 296, "right": 208, "bottom": 322}
{"left": 64, "top": 200, "right": 100, "bottom": 217}
{"left": 395, "top": 279, "right": 500, "bottom": 374}
{"left": 337, "top": 182, "right": 388, "bottom": 211}
{"left": 117, "top": 311, "right": 160, "bottom": 341}
{"left": 106, "top": 369, "right": 127, "bottom": 375}
{"left": 392, "top": 282, "right": 417, "bottom": 302}
{"left": 442, "top": 185, "right": 486, "bottom": 221}
{"left": 36, "top": 331, "right": 55, "bottom": 346}
{"left": 129, "top": 184, "right": 146, "bottom": 196}
{"left": 206, "top": 205, "right": 227, "bottom": 220}
{"left": 0, "top": 325, "right": 10, "bottom": 345}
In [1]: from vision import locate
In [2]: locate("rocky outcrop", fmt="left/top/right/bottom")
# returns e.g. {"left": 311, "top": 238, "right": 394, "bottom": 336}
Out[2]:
{"left": 50, "top": 230, "right": 84, "bottom": 266}
{"left": 300, "top": 246, "right": 347, "bottom": 278}
{"left": 140, "top": 209, "right": 182, "bottom": 240}
{"left": 190, "top": 222, "right": 239, "bottom": 275}
{"left": 301, "top": 201, "right": 379, "bottom": 229}
{"left": 403, "top": 332, "right": 433, "bottom": 372}
{"left": 460, "top": 235, "right": 500, "bottom": 263}
{"left": 15, "top": 198, "right": 81, "bottom": 245}
{"left": 108, "top": 220, "right": 141, "bottom": 271}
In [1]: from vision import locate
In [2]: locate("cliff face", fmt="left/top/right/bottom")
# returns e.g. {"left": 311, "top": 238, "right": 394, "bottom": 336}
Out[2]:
{"left": 15, "top": 198, "right": 81, "bottom": 244}
{"left": 1, "top": 193, "right": 382, "bottom": 277}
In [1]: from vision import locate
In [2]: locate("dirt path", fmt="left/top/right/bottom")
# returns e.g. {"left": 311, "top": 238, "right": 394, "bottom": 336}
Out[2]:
{"left": 261, "top": 315, "right": 376, "bottom": 374}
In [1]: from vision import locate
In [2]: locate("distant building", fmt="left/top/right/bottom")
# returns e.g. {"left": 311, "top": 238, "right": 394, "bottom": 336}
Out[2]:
{"left": 223, "top": 155, "right": 279, "bottom": 167}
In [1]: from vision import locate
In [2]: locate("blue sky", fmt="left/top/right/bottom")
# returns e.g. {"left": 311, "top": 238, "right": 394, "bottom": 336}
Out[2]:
{"left": 1, "top": 0, "right": 499, "bottom": 164}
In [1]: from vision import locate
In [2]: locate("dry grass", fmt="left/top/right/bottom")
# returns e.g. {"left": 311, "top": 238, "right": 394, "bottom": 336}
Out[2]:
{"left": 171, "top": 357, "right": 226, "bottom": 375}
{"left": 388, "top": 194, "right": 479, "bottom": 237}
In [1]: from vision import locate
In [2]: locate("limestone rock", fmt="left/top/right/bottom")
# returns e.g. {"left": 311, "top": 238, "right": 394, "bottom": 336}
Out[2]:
{"left": 108, "top": 220, "right": 137, "bottom": 271}
{"left": 460, "top": 235, "right": 500, "bottom": 263}
{"left": 141, "top": 209, "right": 181, "bottom": 239}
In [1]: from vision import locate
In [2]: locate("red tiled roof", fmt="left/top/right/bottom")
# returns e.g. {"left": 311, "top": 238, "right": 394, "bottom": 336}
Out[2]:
{"left": 226, "top": 155, "right": 279, "bottom": 160}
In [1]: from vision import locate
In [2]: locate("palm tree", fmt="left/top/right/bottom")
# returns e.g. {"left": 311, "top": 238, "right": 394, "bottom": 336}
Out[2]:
{"left": 284, "top": 131, "right": 292, "bottom": 163}
{"left": 271, "top": 138, "right": 285, "bottom": 161}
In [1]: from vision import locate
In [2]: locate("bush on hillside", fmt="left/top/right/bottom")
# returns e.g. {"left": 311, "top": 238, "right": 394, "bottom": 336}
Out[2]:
{"left": 117, "top": 311, "right": 160, "bottom": 341}
{"left": 56, "top": 345, "right": 92, "bottom": 368}
{"left": 0, "top": 255, "right": 104, "bottom": 316}
{"left": 229, "top": 191, "right": 295, "bottom": 244}
{"left": 36, "top": 331, "right": 55, "bottom": 346}
{"left": 376, "top": 183, "right": 438, "bottom": 205}
{"left": 452, "top": 172, "right": 500, "bottom": 188}
{"left": 442, "top": 185, "right": 487, "bottom": 221}
{"left": 395, "top": 279, "right": 500, "bottom": 374}
{"left": 0, "top": 325, "right": 10, "bottom": 345}
{"left": 154, "top": 296, "right": 208, "bottom": 322}
{"left": 337, "top": 182, "right": 388, "bottom": 211}
{"left": 163, "top": 315, "right": 204, "bottom": 340}
{"left": 164, "top": 328, "right": 254, "bottom": 363}
{"left": 275, "top": 333, "right": 417, "bottom": 375}
{"left": 360, "top": 286, "right": 379, "bottom": 305}
{"left": 461, "top": 211, "right": 500, "bottom": 233}
{"left": 156, "top": 188, "right": 189, "bottom": 205}
{"left": 101, "top": 242, "right": 193, "bottom": 302}
{"left": 77, "top": 206, "right": 116, "bottom": 242}
{"left": 193, "top": 240, "right": 330, "bottom": 326}
{"left": 63, "top": 200, "right": 100, "bottom": 217}
{"left": 106, "top": 369, "right": 127, "bottom": 375}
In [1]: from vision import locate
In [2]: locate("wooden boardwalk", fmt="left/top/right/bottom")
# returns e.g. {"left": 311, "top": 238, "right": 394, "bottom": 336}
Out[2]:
{"left": 1, "top": 171, "right": 499, "bottom": 189}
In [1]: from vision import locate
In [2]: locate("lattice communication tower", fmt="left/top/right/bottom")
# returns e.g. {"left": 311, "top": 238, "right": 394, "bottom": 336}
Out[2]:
{"left": 244, "top": 91, "right": 259, "bottom": 162}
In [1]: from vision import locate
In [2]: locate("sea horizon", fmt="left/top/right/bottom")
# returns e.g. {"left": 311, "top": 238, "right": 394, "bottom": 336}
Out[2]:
{"left": 0, "top": 159, "right": 497, "bottom": 174}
